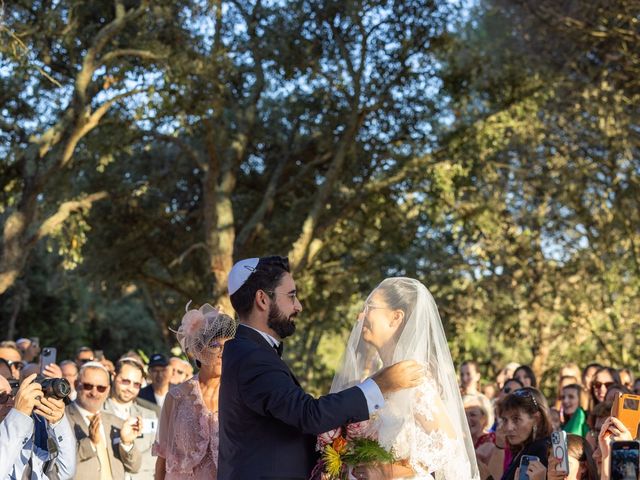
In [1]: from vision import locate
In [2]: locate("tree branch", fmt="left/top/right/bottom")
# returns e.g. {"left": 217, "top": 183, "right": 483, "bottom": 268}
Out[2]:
{"left": 27, "top": 191, "right": 109, "bottom": 246}
{"left": 235, "top": 154, "right": 289, "bottom": 249}
{"left": 101, "top": 49, "right": 167, "bottom": 64}
{"left": 168, "top": 242, "right": 208, "bottom": 268}
{"left": 60, "top": 88, "right": 147, "bottom": 168}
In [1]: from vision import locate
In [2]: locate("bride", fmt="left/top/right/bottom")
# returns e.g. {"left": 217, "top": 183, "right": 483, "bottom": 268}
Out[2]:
{"left": 330, "top": 277, "right": 480, "bottom": 480}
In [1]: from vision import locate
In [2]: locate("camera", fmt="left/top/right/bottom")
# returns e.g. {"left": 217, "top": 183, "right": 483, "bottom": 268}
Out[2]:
{"left": 8, "top": 378, "right": 19, "bottom": 397}
{"left": 35, "top": 375, "right": 71, "bottom": 400}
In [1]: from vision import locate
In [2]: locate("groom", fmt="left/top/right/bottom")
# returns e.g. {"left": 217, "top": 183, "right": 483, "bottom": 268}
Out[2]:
{"left": 218, "top": 256, "right": 424, "bottom": 479}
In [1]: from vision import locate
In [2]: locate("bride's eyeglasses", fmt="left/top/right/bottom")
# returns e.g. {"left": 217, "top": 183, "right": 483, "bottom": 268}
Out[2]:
{"left": 362, "top": 303, "right": 390, "bottom": 316}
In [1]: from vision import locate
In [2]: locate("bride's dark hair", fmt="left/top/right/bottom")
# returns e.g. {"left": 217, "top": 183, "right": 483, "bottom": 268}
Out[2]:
{"left": 377, "top": 278, "right": 416, "bottom": 326}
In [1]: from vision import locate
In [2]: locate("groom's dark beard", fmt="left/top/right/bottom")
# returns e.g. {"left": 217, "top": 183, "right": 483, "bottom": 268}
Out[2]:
{"left": 267, "top": 302, "right": 296, "bottom": 339}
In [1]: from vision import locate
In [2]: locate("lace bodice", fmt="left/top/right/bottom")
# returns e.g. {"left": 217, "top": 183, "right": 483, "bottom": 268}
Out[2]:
{"left": 152, "top": 376, "right": 219, "bottom": 479}
{"left": 376, "top": 378, "right": 477, "bottom": 480}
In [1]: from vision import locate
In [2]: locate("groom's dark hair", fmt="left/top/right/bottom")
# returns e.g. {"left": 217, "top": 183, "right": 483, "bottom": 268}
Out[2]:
{"left": 230, "top": 256, "right": 291, "bottom": 317}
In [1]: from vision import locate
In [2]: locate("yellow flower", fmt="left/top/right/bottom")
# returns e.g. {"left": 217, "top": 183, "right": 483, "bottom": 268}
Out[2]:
{"left": 323, "top": 445, "right": 343, "bottom": 478}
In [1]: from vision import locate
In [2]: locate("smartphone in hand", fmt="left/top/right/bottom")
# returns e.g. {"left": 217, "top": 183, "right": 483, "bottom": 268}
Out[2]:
{"left": 612, "top": 393, "right": 640, "bottom": 440}
{"left": 610, "top": 440, "right": 639, "bottom": 480}
{"left": 518, "top": 455, "right": 540, "bottom": 480}
{"left": 39, "top": 347, "right": 57, "bottom": 373}
{"left": 551, "top": 431, "right": 569, "bottom": 474}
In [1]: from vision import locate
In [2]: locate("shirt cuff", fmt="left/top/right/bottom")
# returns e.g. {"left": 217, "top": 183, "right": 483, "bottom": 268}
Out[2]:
{"left": 356, "top": 378, "right": 385, "bottom": 416}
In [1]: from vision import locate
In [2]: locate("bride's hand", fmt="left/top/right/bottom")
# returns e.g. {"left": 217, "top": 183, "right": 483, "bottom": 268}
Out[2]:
{"left": 351, "top": 464, "right": 389, "bottom": 480}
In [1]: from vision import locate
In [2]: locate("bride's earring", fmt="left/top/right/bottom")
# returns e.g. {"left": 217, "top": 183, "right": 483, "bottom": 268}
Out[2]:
{"left": 532, "top": 425, "right": 537, "bottom": 439}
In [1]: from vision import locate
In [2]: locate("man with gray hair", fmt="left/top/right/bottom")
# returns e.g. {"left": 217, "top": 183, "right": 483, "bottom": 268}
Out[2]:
{"left": 66, "top": 361, "right": 141, "bottom": 479}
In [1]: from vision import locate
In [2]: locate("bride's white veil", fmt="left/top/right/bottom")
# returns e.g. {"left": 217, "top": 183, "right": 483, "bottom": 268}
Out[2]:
{"left": 331, "top": 277, "right": 479, "bottom": 479}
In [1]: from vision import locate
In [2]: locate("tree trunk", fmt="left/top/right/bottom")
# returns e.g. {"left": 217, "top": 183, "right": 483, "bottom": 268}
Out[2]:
{"left": 203, "top": 165, "right": 236, "bottom": 314}
{"left": 0, "top": 196, "right": 36, "bottom": 295}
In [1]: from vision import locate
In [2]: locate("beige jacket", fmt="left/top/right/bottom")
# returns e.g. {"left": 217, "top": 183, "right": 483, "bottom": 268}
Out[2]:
{"left": 66, "top": 402, "right": 142, "bottom": 480}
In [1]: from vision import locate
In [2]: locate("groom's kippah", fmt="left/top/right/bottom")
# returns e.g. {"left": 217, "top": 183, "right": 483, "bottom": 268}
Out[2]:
{"left": 228, "top": 258, "right": 260, "bottom": 295}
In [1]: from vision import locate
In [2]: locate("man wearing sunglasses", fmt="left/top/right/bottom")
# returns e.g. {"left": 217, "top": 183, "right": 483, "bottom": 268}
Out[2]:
{"left": 66, "top": 362, "right": 142, "bottom": 479}
{"left": 0, "top": 341, "right": 25, "bottom": 380}
{"left": 103, "top": 358, "right": 159, "bottom": 479}
{"left": 0, "top": 373, "right": 76, "bottom": 479}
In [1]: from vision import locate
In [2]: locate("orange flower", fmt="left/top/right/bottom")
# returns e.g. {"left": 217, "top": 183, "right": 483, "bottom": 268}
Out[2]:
{"left": 332, "top": 436, "right": 348, "bottom": 455}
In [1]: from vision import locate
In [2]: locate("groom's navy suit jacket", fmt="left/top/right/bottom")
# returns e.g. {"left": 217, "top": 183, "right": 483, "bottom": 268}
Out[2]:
{"left": 218, "top": 324, "right": 370, "bottom": 480}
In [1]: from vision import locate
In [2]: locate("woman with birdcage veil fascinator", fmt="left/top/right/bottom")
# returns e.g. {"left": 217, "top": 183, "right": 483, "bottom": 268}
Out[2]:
{"left": 153, "top": 301, "right": 237, "bottom": 479}
{"left": 330, "top": 277, "right": 480, "bottom": 480}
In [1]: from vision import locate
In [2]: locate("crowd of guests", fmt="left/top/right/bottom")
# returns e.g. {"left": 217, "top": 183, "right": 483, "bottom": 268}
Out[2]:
{"left": 461, "top": 360, "right": 640, "bottom": 480}
{"left": 1, "top": 330, "right": 638, "bottom": 480}
{"left": 0, "top": 337, "right": 195, "bottom": 479}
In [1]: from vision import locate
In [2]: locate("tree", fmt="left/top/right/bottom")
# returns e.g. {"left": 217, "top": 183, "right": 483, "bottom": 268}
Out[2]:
{"left": 0, "top": 0, "right": 171, "bottom": 298}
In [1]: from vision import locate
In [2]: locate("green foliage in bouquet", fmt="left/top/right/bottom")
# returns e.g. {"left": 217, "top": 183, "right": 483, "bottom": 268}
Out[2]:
{"left": 342, "top": 437, "right": 395, "bottom": 465}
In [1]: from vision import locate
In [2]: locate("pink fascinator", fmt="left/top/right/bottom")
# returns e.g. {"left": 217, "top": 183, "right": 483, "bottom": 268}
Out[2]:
{"left": 174, "top": 301, "right": 237, "bottom": 364}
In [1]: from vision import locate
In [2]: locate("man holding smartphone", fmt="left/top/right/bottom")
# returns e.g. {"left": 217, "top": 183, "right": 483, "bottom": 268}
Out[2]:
{"left": 0, "top": 373, "right": 76, "bottom": 479}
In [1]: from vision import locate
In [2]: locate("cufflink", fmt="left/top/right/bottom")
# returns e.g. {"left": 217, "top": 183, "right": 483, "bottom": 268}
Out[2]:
{"left": 374, "top": 404, "right": 380, "bottom": 410}
{"left": 58, "top": 436, "right": 63, "bottom": 442}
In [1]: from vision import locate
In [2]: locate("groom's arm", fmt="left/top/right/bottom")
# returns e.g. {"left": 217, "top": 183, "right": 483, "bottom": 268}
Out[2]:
{"left": 238, "top": 350, "right": 370, "bottom": 435}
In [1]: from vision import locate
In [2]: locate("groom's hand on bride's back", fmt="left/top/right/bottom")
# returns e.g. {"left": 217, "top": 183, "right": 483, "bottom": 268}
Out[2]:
{"left": 371, "top": 360, "right": 424, "bottom": 394}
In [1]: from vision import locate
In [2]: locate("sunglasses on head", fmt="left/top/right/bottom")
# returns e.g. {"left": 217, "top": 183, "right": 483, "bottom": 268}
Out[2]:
{"left": 512, "top": 388, "right": 540, "bottom": 409}
{"left": 80, "top": 382, "right": 109, "bottom": 393}
{"left": 117, "top": 378, "right": 142, "bottom": 389}
{"left": 593, "top": 381, "right": 614, "bottom": 390}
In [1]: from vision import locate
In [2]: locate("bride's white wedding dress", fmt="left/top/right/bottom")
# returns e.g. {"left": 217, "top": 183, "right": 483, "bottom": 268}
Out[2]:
{"left": 329, "top": 278, "right": 480, "bottom": 480}
{"left": 375, "top": 379, "right": 474, "bottom": 479}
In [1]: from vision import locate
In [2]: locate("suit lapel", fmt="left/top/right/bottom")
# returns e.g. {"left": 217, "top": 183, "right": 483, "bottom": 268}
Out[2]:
{"left": 68, "top": 403, "right": 90, "bottom": 437}
{"left": 102, "top": 413, "right": 121, "bottom": 469}
{"left": 237, "top": 324, "right": 302, "bottom": 386}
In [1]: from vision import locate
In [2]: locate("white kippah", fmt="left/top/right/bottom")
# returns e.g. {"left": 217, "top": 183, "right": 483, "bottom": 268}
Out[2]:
{"left": 228, "top": 258, "right": 260, "bottom": 295}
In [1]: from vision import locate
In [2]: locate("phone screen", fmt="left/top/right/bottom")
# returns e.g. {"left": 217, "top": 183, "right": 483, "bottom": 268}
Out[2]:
{"left": 611, "top": 442, "right": 640, "bottom": 480}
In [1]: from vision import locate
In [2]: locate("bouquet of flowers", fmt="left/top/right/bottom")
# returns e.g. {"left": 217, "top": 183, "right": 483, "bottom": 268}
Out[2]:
{"left": 310, "top": 422, "right": 395, "bottom": 480}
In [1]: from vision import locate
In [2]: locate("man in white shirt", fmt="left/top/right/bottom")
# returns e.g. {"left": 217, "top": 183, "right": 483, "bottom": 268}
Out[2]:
{"left": 0, "top": 373, "right": 76, "bottom": 479}
{"left": 103, "top": 358, "right": 158, "bottom": 480}
{"left": 65, "top": 362, "right": 141, "bottom": 479}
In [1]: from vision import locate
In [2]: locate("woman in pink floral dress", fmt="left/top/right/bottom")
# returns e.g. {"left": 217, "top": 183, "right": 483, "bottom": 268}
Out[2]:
{"left": 153, "top": 303, "right": 237, "bottom": 479}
